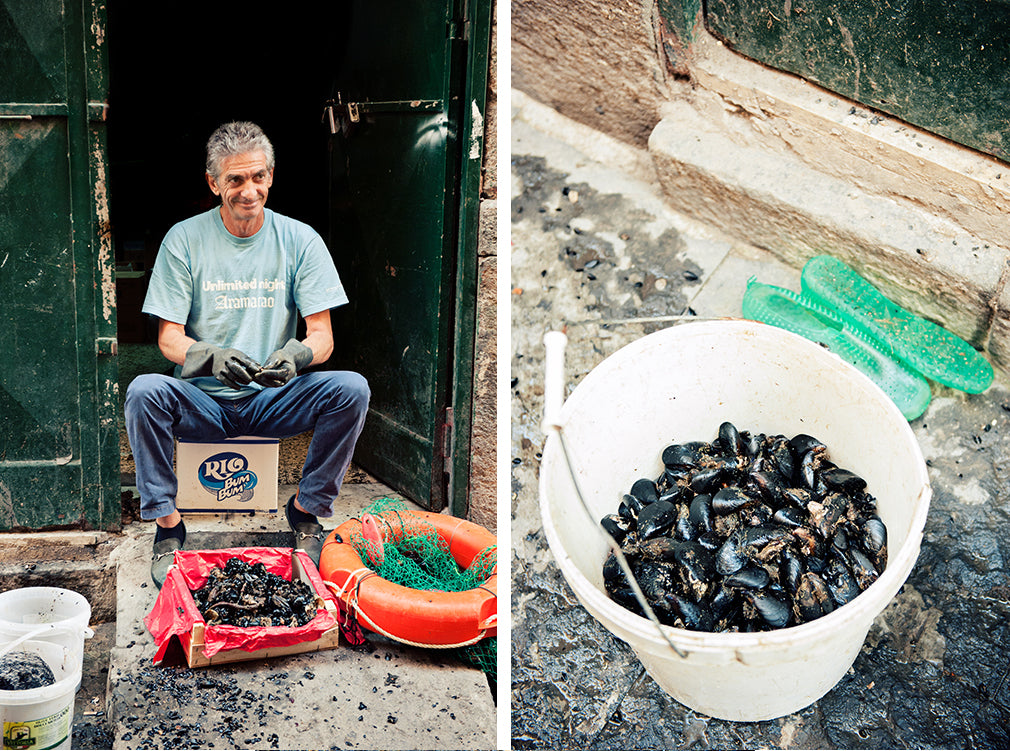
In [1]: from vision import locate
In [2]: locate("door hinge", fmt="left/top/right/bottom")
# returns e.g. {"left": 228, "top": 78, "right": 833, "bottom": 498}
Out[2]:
{"left": 442, "top": 406, "right": 454, "bottom": 467}
{"left": 96, "top": 337, "right": 117, "bottom": 356}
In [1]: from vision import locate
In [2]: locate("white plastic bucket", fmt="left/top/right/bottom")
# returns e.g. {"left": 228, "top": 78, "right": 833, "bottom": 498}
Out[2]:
{"left": 0, "top": 588, "right": 92, "bottom": 669}
{"left": 0, "top": 636, "right": 81, "bottom": 750}
{"left": 539, "top": 320, "right": 931, "bottom": 721}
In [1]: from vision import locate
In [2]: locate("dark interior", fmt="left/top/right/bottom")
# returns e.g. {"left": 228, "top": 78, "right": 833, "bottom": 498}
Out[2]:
{"left": 105, "top": 4, "right": 351, "bottom": 343}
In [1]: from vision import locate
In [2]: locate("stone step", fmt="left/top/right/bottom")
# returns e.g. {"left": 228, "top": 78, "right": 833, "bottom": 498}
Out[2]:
{"left": 105, "top": 483, "right": 496, "bottom": 750}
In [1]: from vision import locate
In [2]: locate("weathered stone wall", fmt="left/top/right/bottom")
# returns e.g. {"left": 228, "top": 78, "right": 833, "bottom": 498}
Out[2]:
{"left": 470, "top": 202, "right": 497, "bottom": 532}
{"left": 468, "top": 4, "right": 498, "bottom": 531}
{"left": 511, "top": 0, "right": 1010, "bottom": 377}
{"left": 511, "top": 0, "right": 669, "bottom": 148}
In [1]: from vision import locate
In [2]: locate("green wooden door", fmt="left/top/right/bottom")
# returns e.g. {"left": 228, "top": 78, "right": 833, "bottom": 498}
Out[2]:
{"left": 703, "top": 0, "right": 1010, "bottom": 162}
{"left": 0, "top": 0, "right": 119, "bottom": 530}
{"left": 326, "top": 0, "right": 489, "bottom": 511}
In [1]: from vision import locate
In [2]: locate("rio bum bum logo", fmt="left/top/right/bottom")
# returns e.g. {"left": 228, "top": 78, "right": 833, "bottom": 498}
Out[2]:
{"left": 199, "top": 451, "right": 258, "bottom": 503}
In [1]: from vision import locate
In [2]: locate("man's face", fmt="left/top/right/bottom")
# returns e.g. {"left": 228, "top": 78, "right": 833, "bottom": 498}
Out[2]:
{"left": 207, "top": 150, "right": 273, "bottom": 233}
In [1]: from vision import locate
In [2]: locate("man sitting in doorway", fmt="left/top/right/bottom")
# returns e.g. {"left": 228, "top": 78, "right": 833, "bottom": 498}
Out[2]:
{"left": 125, "top": 121, "right": 369, "bottom": 588}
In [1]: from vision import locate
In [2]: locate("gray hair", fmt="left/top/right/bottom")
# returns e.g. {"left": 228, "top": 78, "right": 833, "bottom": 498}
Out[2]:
{"left": 205, "top": 121, "right": 275, "bottom": 179}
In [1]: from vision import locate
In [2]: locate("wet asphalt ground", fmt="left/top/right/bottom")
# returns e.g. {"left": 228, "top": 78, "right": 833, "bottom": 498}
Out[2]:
{"left": 509, "top": 91, "right": 1010, "bottom": 749}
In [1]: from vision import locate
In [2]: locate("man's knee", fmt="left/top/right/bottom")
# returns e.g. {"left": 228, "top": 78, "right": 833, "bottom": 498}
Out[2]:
{"left": 317, "top": 371, "right": 370, "bottom": 414}
{"left": 124, "top": 373, "right": 173, "bottom": 416}
{"left": 343, "top": 372, "right": 370, "bottom": 411}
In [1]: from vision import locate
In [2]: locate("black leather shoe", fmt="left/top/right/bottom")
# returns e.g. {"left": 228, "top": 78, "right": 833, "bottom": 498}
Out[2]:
{"left": 286, "top": 495, "right": 324, "bottom": 567}
{"left": 151, "top": 537, "right": 183, "bottom": 589}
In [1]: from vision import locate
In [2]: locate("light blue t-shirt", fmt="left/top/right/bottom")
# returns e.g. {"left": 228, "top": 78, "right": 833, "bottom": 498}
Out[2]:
{"left": 143, "top": 207, "right": 348, "bottom": 399}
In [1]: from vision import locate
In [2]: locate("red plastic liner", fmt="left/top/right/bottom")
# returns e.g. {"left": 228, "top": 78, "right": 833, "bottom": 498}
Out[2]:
{"left": 145, "top": 546, "right": 339, "bottom": 662}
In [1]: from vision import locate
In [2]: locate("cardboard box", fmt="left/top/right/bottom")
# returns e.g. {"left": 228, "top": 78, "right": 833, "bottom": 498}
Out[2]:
{"left": 148, "top": 548, "right": 341, "bottom": 668}
{"left": 176, "top": 436, "right": 278, "bottom": 513}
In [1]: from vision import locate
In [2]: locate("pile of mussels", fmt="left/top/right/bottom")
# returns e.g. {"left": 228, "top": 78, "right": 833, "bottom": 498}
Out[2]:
{"left": 192, "top": 557, "right": 318, "bottom": 628}
{"left": 601, "top": 422, "right": 888, "bottom": 633}
{"left": 0, "top": 651, "right": 55, "bottom": 690}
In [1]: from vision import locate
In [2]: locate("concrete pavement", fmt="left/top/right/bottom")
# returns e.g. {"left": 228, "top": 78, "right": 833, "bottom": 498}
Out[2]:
{"left": 73, "top": 482, "right": 495, "bottom": 750}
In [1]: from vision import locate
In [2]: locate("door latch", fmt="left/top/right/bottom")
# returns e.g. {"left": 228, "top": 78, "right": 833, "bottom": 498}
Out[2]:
{"left": 324, "top": 95, "right": 444, "bottom": 135}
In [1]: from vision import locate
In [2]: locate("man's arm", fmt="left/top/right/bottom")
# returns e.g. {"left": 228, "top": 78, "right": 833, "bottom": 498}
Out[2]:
{"left": 301, "top": 309, "right": 334, "bottom": 366}
{"left": 158, "top": 319, "right": 196, "bottom": 366}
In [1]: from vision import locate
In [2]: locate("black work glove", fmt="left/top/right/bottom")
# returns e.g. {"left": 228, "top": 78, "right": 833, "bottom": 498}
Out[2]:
{"left": 180, "top": 341, "right": 261, "bottom": 390}
{"left": 253, "top": 339, "right": 314, "bottom": 388}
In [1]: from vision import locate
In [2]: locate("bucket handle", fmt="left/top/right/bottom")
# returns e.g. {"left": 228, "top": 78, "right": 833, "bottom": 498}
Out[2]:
{"left": 541, "top": 331, "right": 689, "bottom": 659}
{"left": 0, "top": 623, "right": 95, "bottom": 660}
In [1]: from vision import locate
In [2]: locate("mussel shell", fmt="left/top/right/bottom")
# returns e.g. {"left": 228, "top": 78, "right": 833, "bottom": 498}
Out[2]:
{"left": 779, "top": 549, "right": 804, "bottom": 594}
{"left": 779, "top": 486, "right": 811, "bottom": 509}
{"left": 637, "top": 499, "right": 678, "bottom": 540}
{"left": 772, "top": 506, "right": 806, "bottom": 528}
{"left": 808, "top": 493, "right": 849, "bottom": 539}
{"left": 697, "top": 530, "right": 722, "bottom": 551}
{"left": 674, "top": 513, "right": 696, "bottom": 541}
{"left": 711, "top": 486, "right": 753, "bottom": 515}
{"left": 708, "top": 585, "right": 738, "bottom": 620}
{"left": 830, "top": 527, "right": 850, "bottom": 553}
{"left": 658, "top": 484, "right": 689, "bottom": 506}
{"left": 618, "top": 493, "right": 643, "bottom": 521}
{"left": 608, "top": 583, "right": 645, "bottom": 616}
{"left": 798, "top": 450, "right": 821, "bottom": 489}
{"left": 688, "top": 494, "right": 713, "bottom": 533}
{"left": 793, "top": 571, "right": 835, "bottom": 622}
{"left": 724, "top": 564, "right": 771, "bottom": 590}
{"left": 739, "top": 525, "right": 792, "bottom": 554}
{"left": 790, "top": 525, "right": 824, "bottom": 558}
{"left": 603, "top": 551, "right": 626, "bottom": 589}
{"left": 860, "top": 515, "right": 888, "bottom": 570}
{"left": 744, "top": 590, "right": 791, "bottom": 629}
{"left": 638, "top": 536, "right": 680, "bottom": 561}
{"left": 673, "top": 541, "right": 717, "bottom": 598}
{"left": 635, "top": 560, "right": 678, "bottom": 604}
{"left": 715, "top": 533, "right": 747, "bottom": 576}
{"left": 600, "top": 513, "right": 631, "bottom": 544}
{"left": 662, "top": 443, "right": 701, "bottom": 468}
{"left": 718, "top": 421, "right": 748, "bottom": 457}
{"left": 746, "top": 433, "right": 766, "bottom": 468}
{"left": 823, "top": 557, "right": 862, "bottom": 606}
{"left": 689, "top": 466, "right": 723, "bottom": 494}
{"left": 747, "top": 470, "right": 786, "bottom": 505}
{"left": 740, "top": 503, "right": 774, "bottom": 527}
{"left": 846, "top": 547, "right": 880, "bottom": 590}
{"left": 658, "top": 593, "right": 715, "bottom": 631}
{"left": 630, "top": 478, "right": 659, "bottom": 504}
{"left": 821, "top": 467, "right": 867, "bottom": 493}
{"left": 789, "top": 433, "right": 826, "bottom": 458}
{"left": 767, "top": 437, "right": 795, "bottom": 483}
{"left": 662, "top": 466, "right": 693, "bottom": 487}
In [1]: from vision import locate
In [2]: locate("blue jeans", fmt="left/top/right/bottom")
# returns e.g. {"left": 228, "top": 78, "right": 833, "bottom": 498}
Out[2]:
{"left": 124, "top": 371, "right": 370, "bottom": 520}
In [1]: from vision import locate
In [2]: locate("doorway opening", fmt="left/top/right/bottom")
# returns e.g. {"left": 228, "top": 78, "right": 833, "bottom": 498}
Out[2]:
{"left": 104, "top": 3, "right": 370, "bottom": 488}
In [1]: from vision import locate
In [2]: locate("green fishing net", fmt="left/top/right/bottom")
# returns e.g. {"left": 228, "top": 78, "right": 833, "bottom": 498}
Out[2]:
{"left": 349, "top": 497, "right": 497, "bottom": 685}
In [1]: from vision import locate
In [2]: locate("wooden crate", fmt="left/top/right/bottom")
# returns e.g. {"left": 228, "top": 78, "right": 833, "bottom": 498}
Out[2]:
{"left": 169, "top": 550, "right": 340, "bottom": 668}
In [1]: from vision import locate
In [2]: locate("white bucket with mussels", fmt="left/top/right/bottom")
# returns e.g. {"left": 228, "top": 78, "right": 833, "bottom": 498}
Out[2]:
{"left": 0, "top": 588, "right": 93, "bottom": 750}
{"left": 539, "top": 320, "right": 931, "bottom": 721}
{"left": 0, "top": 634, "right": 82, "bottom": 750}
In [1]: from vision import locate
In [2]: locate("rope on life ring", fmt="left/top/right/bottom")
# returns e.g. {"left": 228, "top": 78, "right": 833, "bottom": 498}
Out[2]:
{"left": 318, "top": 510, "right": 498, "bottom": 649}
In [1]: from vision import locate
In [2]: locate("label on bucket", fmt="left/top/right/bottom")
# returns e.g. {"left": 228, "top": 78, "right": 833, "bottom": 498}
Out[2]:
{"left": 3, "top": 706, "right": 70, "bottom": 750}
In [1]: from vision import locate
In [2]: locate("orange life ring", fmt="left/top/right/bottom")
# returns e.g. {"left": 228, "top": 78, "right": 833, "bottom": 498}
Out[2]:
{"left": 318, "top": 510, "right": 497, "bottom": 648}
